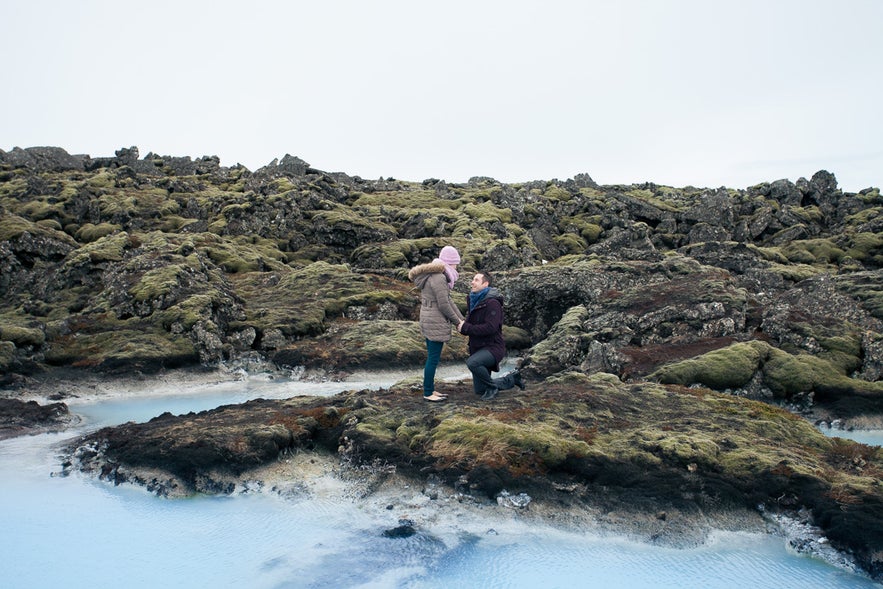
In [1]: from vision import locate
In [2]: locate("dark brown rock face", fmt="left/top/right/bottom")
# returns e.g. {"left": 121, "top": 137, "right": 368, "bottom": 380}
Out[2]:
{"left": 0, "top": 398, "right": 73, "bottom": 439}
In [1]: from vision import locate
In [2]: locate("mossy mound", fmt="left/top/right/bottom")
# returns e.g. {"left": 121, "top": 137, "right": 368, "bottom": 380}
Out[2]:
{"left": 43, "top": 325, "right": 198, "bottom": 372}
{"left": 651, "top": 340, "right": 883, "bottom": 414}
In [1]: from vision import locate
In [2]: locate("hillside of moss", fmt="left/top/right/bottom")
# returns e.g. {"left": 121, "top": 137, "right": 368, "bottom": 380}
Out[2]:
{"left": 3, "top": 145, "right": 880, "bottom": 420}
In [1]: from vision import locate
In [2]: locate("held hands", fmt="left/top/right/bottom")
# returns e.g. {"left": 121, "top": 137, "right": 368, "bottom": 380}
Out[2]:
{"left": 457, "top": 320, "right": 465, "bottom": 333}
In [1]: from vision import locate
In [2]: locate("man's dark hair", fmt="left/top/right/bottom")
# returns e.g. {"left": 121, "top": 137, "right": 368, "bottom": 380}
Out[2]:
{"left": 478, "top": 271, "right": 493, "bottom": 287}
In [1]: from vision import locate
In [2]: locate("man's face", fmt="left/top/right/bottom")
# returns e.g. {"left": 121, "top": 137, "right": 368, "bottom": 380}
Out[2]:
{"left": 470, "top": 273, "right": 489, "bottom": 293}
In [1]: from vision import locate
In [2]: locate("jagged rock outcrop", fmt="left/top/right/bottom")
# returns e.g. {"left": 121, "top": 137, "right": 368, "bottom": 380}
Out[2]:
{"left": 0, "top": 145, "right": 880, "bottom": 418}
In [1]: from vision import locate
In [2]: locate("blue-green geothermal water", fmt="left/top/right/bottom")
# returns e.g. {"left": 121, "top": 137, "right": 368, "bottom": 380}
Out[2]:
{"left": 1, "top": 366, "right": 881, "bottom": 589}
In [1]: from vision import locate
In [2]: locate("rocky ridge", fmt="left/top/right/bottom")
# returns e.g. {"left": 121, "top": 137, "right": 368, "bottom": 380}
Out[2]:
{"left": 2, "top": 145, "right": 883, "bottom": 580}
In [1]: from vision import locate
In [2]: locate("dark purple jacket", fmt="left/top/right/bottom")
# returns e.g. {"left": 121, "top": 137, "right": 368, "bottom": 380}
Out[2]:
{"left": 461, "top": 287, "right": 506, "bottom": 368}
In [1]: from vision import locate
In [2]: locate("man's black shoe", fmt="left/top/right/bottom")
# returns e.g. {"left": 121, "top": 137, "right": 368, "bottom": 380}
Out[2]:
{"left": 481, "top": 388, "right": 498, "bottom": 401}
{"left": 512, "top": 370, "right": 525, "bottom": 390}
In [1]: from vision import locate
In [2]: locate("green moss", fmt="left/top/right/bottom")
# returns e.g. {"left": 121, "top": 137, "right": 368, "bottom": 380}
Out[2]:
{"left": 130, "top": 264, "right": 187, "bottom": 303}
{"left": 310, "top": 206, "right": 397, "bottom": 236}
{"left": 36, "top": 219, "right": 63, "bottom": 231}
{"left": 624, "top": 188, "right": 682, "bottom": 212}
{"left": 0, "top": 324, "right": 45, "bottom": 347}
{"left": 858, "top": 188, "right": 881, "bottom": 203}
{"left": 845, "top": 232, "right": 883, "bottom": 265}
{"left": 781, "top": 239, "right": 846, "bottom": 265}
{"left": 844, "top": 206, "right": 881, "bottom": 225}
{"left": 817, "top": 335, "right": 863, "bottom": 373}
{"left": 545, "top": 254, "right": 603, "bottom": 268}
{"left": 354, "top": 418, "right": 398, "bottom": 445}
{"left": 272, "top": 178, "right": 297, "bottom": 193}
{"left": 463, "top": 201, "right": 512, "bottom": 224}
{"left": 351, "top": 241, "right": 417, "bottom": 268}
{"left": 0, "top": 174, "right": 27, "bottom": 199}
{"left": 0, "top": 340, "right": 14, "bottom": 370}
{"left": 98, "top": 188, "right": 179, "bottom": 220}
{"left": 765, "top": 262, "right": 824, "bottom": 282}
{"left": 86, "top": 171, "right": 116, "bottom": 189}
{"left": 652, "top": 341, "right": 767, "bottom": 390}
{"left": 832, "top": 273, "right": 883, "bottom": 320}
{"left": 502, "top": 325, "right": 532, "bottom": 349}
{"left": 590, "top": 430, "right": 664, "bottom": 468}
{"left": 0, "top": 213, "right": 77, "bottom": 245}
{"left": 324, "top": 289, "right": 409, "bottom": 317}
{"left": 44, "top": 327, "right": 197, "bottom": 369}
{"left": 66, "top": 232, "right": 136, "bottom": 265}
{"left": 194, "top": 234, "right": 287, "bottom": 273}
{"left": 97, "top": 193, "right": 136, "bottom": 218}
{"left": 352, "top": 190, "right": 465, "bottom": 211}
{"left": 504, "top": 222, "right": 526, "bottom": 238}
{"left": 75, "top": 222, "right": 119, "bottom": 243}
{"left": 543, "top": 185, "right": 572, "bottom": 202}
{"left": 160, "top": 216, "right": 199, "bottom": 232}
{"left": 227, "top": 261, "right": 383, "bottom": 337}
{"left": 746, "top": 244, "right": 789, "bottom": 264}
{"left": 155, "top": 294, "right": 217, "bottom": 330}
{"left": 787, "top": 206, "right": 823, "bottom": 224}
{"left": 582, "top": 223, "right": 603, "bottom": 243}
{"left": 554, "top": 232, "right": 588, "bottom": 254}
{"left": 395, "top": 420, "right": 432, "bottom": 451}
{"left": 430, "top": 415, "right": 590, "bottom": 470}
{"left": 763, "top": 346, "right": 883, "bottom": 399}
{"left": 639, "top": 429, "right": 721, "bottom": 465}
{"left": 527, "top": 305, "right": 592, "bottom": 375}
{"left": 652, "top": 339, "right": 883, "bottom": 400}
{"left": 20, "top": 200, "right": 64, "bottom": 221}
{"left": 58, "top": 183, "right": 78, "bottom": 199}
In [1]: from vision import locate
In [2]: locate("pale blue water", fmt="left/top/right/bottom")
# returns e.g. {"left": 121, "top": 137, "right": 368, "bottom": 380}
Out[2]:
{"left": 820, "top": 427, "right": 883, "bottom": 447}
{"left": 1, "top": 366, "right": 881, "bottom": 589}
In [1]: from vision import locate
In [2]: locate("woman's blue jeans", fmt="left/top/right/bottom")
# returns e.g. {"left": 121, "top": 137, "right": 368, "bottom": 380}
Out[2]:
{"left": 423, "top": 339, "right": 444, "bottom": 396}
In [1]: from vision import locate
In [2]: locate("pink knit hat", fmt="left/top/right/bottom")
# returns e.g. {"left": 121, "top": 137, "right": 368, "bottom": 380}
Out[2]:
{"left": 438, "top": 245, "right": 461, "bottom": 265}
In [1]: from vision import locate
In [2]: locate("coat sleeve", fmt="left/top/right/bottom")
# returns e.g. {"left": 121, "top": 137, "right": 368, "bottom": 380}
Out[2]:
{"left": 462, "top": 299, "right": 502, "bottom": 336}
{"left": 428, "top": 274, "right": 464, "bottom": 324}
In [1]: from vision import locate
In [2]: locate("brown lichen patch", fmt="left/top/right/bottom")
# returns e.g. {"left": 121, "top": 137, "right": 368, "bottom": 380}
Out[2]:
{"left": 621, "top": 337, "right": 738, "bottom": 378}
{"left": 605, "top": 271, "right": 744, "bottom": 314}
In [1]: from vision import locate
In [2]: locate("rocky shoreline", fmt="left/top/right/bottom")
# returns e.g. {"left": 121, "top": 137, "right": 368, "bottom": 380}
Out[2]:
{"left": 0, "top": 369, "right": 854, "bottom": 575}
{"left": 0, "top": 366, "right": 872, "bottom": 579}
{"left": 2, "top": 146, "right": 882, "bottom": 580}
{"left": 30, "top": 368, "right": 875, "bottom": 582}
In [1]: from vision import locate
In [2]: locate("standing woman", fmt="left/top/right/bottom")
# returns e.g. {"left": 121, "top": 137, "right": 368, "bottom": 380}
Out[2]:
{"left": 408, "top": 246, "right": 465, "bottom": 402}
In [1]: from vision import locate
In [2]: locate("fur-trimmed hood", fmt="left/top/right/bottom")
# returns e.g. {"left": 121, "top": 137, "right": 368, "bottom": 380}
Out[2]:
{"left": 408, "top": 262, "right": 446, "bottom": 286}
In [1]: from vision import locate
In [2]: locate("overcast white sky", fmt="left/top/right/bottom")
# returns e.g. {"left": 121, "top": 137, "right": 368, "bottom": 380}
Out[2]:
{"left": 3, "top": 1, "right": 881, "bottom": 191}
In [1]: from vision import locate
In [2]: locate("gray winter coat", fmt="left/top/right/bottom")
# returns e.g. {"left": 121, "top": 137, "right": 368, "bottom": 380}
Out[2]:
{"left": 408, "top": 262, "right": 464, "bottom": 342}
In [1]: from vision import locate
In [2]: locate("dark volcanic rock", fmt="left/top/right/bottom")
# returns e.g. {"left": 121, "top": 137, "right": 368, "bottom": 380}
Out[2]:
{"left": 0, "top": 398, "right": 73, "bottom": 439}
{"left": 1, "top": 148, "right": 881, "bottom": 418}
{"left": 0, "top": 146, "right": 86, "bottom": 173}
